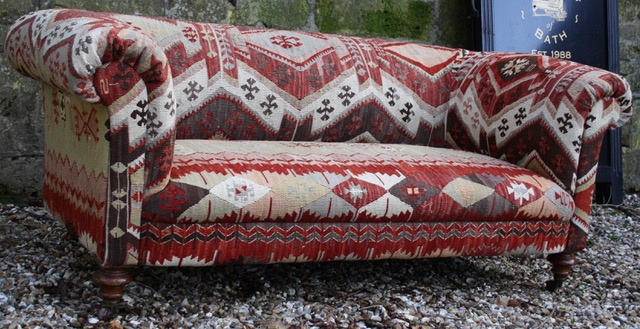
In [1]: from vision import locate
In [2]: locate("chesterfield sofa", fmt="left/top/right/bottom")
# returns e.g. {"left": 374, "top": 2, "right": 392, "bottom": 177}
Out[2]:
{"left": 5, "top": 9, "right": 633, "bottom": 304}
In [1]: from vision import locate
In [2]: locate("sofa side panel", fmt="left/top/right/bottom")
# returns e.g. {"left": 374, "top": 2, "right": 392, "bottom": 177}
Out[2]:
{"left": 565, "top": 98, "right": 616, "bottom": 252}
{"left": 42, "top": 69, "right": 150, "bottom": 267}
{"left": 41, "top": 84, "right": 110, "bottom": 261}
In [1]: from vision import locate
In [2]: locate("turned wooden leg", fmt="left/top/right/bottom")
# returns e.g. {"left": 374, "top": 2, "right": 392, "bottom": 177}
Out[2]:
{"left": 93, "top": 267, "right": 133, "bottom": 302}
{"left": 546, "top": 252, "right": 576, "bottom": 291}
{"left": 93, "top": 267, "right": 133, "bottom": 320}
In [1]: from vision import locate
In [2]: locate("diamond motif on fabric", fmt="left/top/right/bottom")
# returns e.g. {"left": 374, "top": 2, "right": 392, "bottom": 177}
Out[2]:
{"left": 111, "top": 199, "right": 127, "bottom": 211}
{"left": 272, "top": 177, "right": 331, "bottom": 208}
{"left": 381, "top": 43, "right": 459, "bottom": 78}
{"left": 544, "top": 186, "right": 574, "bottom": 219}
{"left": 242, "top": 31, "right": 331, "bottom": 66}
{"left": 332, "top": 178, "right": 386, "bottom": 209}
{"left": 112, "top": 189, "right": 127, "bottom": 199}
{"left": 354, "top": 172, "right": 405, "bottom": 190}
{"left": 507, "top": 182, "right": 535, "bottom": 205}
{"left": 495, "top": 179, "right": 543, "bottom": 208}
{"left": 157, "top": 184, "right": 188, "bottom": 214}
{"left": 442, "top": 178, "right": 495, "bottom": 208}
{"left": 111, "top": 162, "right": 127, "bottom": 173}
{"left": 177, "top": 194, "right": 239, "bottom": 223}
{"left": 142, "top": 182, "right": 213, "bottom": 220}
{"left": 109, "top": 227, "right": 125, "bottom": 238}
{"left": 299, "top": 172, "right": 350, "bottom": 189}
{"left": 210, "top": 177, "right": 271, "bottom": 208}
{"left": 302, "top": 192, "right": 356, "bottom": 220}
{"left": 388, "top": 178, "right": 440, "bottom": 208}
{"left": 360, "top": 193, "right": 413, "bottom": 219}
{"left": 496, "top": 56, "right": 538, "bottom": 81}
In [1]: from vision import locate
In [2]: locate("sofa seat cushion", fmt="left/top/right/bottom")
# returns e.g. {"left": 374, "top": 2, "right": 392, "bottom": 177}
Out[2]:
{"left": 142, "top": 140, "right": 575, "bottom": 224}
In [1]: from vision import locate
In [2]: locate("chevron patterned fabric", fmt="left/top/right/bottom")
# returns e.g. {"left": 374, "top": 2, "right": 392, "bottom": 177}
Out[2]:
{"left": 5, "top": 9, "right": 632, "bottom": 268}
{"left": 139, "top": 221, "right": 570, "bottom": 266}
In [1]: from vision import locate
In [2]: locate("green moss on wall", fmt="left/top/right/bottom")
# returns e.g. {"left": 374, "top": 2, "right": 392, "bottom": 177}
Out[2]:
{"left": 436, "top": 0, "right": 468, "bottom": 48}
{"left": 317, "top": 0, "right": 433, "bottom": 41}
{"left": 234, "top": 0, "right": 309, "bottom": 29}
{"left": 619, "top": 0, "right": 640, "bottom": 22}
{"left": 0, "top": 0, "right": 36, "bottom": 24}
{"left": 405, "top": 0, "right": 434, "bottom": 39}
{"left": 315, "top": 0, "right": 341, "bottom": 33}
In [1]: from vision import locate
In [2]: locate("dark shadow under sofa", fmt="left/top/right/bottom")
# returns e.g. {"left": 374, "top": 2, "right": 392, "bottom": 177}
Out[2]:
{"left": 4, "top": 9, "right": 633, "bottom": 310}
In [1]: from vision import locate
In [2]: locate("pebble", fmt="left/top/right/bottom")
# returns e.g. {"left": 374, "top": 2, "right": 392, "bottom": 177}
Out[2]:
{"left": 0, "top": 196, "right": 639, "bottom": 328}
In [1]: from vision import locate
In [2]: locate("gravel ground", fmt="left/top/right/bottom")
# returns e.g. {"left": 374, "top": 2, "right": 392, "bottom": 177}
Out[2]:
{"left": 1, "top": 195, "right": 639, "bottom": 329}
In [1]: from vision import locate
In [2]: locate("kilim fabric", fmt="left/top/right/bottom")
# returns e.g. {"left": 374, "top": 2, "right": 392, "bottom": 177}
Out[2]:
{"left": 5, "top": 9, "right": 633, "bottom": 267}
{"left": 143, "top": 140, "right": 575, "bottom": 225}
{"left": 447, "top": 52, "right": 633, "bottom": 251}
{"left": 40, "top": 84, "right": 111, "bottom": 259}
{"left": 138, "top": 221, "right": 570, "bottom": 266}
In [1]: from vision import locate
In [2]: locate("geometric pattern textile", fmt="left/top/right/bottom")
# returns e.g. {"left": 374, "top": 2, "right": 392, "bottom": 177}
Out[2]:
{"left": 143, "top": 140, "right": 576, "bottom": 225}
{"left": 5, "top": 9, "right": 633, "bottom": 267}
{"left": 39, "top": 84, "right": 111, "bottom": 259}
{"left": 139, "top": 221, "right": 570, "bottom": 266}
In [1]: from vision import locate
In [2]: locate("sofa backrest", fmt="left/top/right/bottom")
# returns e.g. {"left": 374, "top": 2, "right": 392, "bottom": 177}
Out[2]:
{"left": 6, "top": 9, "right": 468, "bottom": 148}
{"left": 6, "top": 9, "right": 634, "bottom": 201}
{"left": 164, "top": 22, "right": 465, "bottom": 147}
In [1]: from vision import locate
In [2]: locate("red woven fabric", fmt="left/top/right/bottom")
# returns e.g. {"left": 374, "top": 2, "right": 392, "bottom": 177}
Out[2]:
{"left": 143, "top": 140, "right": 575, "bottom": 226}
{"left": 5, "top": 9, "right": 632, "bottom": 266}
{"left": 138, "top": 221, "right": 569, "bottom": 266}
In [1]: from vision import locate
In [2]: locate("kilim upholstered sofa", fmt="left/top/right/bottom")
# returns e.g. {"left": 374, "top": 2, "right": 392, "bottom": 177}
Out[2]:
{"left": 5, "top": 9, "right": 633, "bottom": 306}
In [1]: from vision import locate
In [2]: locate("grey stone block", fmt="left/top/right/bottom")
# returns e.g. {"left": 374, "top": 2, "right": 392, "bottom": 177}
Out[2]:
{"left": 0, "top": 37, "right": 44, "bottom": 197}
{"left": 48, "top": 0, "right": 166, "bottom": 16}
{"left": 0, "top": 0, "right": 38, "bottom": 25}
{"left": 624, "top": 149, "right": 640, "bottom": 192}
{"left": 234, "top": 0, "right": 310, "bottom": 29}
{"left": 166, "top": 0, "right": 234, "bottom": 23}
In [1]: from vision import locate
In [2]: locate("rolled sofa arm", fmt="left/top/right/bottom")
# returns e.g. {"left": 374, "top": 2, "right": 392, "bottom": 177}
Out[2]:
{"left": 4, "top": 9, "right": 177, "bottom": 195}
{"left": 5, "top": 9, "right": 180, "bottom": 266}
{"left": 447, "top": 51, "right": 633, "bottom": 251}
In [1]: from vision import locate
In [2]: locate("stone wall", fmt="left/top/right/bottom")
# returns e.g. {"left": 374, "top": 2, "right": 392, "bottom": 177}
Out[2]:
{"left": 620, "top": 0, "right": 640, "bottom": 191}
{"left": 1, "top": 0, "right": 638, "bottom": 199}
